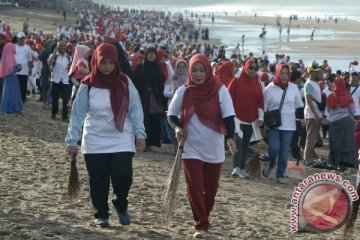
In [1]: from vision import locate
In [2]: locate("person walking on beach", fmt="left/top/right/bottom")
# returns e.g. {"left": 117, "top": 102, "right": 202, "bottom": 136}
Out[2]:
{"left": 132, "top": 48, "right": 167, "bottom": 151}
{"left": 38, "top": 39, "right": 53, "bottom": 110}
{"left": 15, "top": 32, "right": 33, "bottom": 103}
{"left": 167, "top": 54, "right": 236, "bottom": 238}
{"left": 349, "top": 72, "right": 360, "bottom": 120}
{"left": 48, "top": 41, "right": 71, "bottom": 121}
{"left": 303, "top": 64, "right": 323, "bottom": 165}
{"left": 65, "top": 43, "right": 146, "bottom": 228}
{"left": 163, "top": 59, "right": 188, "bottom": 151}
{"left": 67, "top": 44, "right": 91, "bottom": 108}
{"left": 0, "top": 43, "right": 23, "bottom": 116}
{"left": 0, "top": 33, "right": 4, "bottom": 101}
{"left": 262, "top": 64, "right": 304, "bottom": 184}
{"left": 326, "top": 77, "right": 357, "bottom": 169}
{"left": 228, "top": 59, "right": 264, "bottom": 179}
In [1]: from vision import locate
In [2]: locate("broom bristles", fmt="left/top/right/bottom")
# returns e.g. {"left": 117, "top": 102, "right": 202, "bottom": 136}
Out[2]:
{"left": 67, "top": 154, "right": 80, "bottom": 201}
{"left": 245, "top": 141, "right": 262, "bottom": 177}
{"left": 342, "top": 184, "right": 360, "bottom": 240}
{"left": 162, "top": 139, "right": 184, "bottom": 223}
{"left": 246, "top": 152, "right": 261, "bottom": 177}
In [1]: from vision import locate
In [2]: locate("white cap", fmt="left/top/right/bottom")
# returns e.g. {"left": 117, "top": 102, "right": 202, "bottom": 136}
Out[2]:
{"left": 16, "top": 32, "right": 25, "bottom": 39}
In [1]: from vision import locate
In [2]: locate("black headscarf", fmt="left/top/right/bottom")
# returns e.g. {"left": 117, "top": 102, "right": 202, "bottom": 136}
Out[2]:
{"left": 111, "top": 42, "right": 133, "bottom": 80}
{"left": 143, "top": 47, "right": 166, "bottom": 87}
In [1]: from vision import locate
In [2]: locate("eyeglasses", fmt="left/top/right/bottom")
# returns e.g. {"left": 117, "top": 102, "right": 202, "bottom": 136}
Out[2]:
{"left": 248, "top": 66, "right": 258, "bottom": 71}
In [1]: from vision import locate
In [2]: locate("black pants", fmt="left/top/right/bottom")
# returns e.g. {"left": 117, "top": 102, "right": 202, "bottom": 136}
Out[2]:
{"left": 51, "top": 82, "right": 70, "bottom": 119}
{"left": 84, "top": 152, "right": 134, "bottom": 219}
{"left": 17, "top": 75, "right": 28, "bottom": 103}
{"left": 233, "top": 124, "right": 253, "bottom": 169}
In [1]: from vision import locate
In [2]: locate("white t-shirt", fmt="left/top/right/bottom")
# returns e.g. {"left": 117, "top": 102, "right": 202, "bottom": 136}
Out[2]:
{"left": 264, "top": 82, "right": 304, "bottom": 131}
{"left": 15, "top": 44, "right": 32, "bottom": 76}
{"left": 81, "top": 87, "right": 135, "bottom": 154}
{"left": 167, "top": 85, "right": 235, "bottom": 163}
{"left": 350, "top": 86, "right": 360, "bottom": 117}
{"left": 323, "top": 87, "right": 333, "bottom": 117}
{"left": 48, "top": 54, "right": 70, "bottom": 84}
{"left": 304, "top": 79, "right": 322, "bottom": 119}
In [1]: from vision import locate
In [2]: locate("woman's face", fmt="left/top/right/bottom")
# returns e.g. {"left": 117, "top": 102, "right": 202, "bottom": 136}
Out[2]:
{"left": 246, "top": 63, "right": 258, "bottom": 77}
{"left": 146, "top": 51, "right": 156, "bottom": 62}
{"left": 99, "top": 59, "right": 115, "bottom": 75}
{"left": 191, "top": 62, "right": 206, "bottom": 85}
{"left": 280, "top": 67, "right": 289, "bottom": 83}
{"left": 176, "top": 62, "right": 187, "bottom": 75}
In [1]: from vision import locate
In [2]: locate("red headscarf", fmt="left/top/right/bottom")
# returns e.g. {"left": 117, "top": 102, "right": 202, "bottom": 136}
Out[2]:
{"left": 131, "top": 52, "right": 143, "bottom": 70}
{"left": 156, "top": 48, "right": 168, "bottom": 80}
{"left": 81, "top": 43, "right": 129, "bottom": 132}
{"left": 327, "top": 78, "right": 354, "bottom": 109}
{"left": 180, "top": 54, "right": 226, "bottom": 134}
{"left": 216, "top": 61, "right": 235, "bottom": 87}
{"left": 273, "top": 64, "right": 289, "bottom": 89}
{"left": 228, "top": 59, "right": 264, "bottom": 122}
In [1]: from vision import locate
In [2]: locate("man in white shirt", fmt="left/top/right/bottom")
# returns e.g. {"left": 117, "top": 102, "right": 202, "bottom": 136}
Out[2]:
{"left": 303, "top": 64, "right": 323, "bottom": 164}
{"left": 47, "top": 41, "right": 71, "bottom": 121}
{"left": 15, "top": 32, "right": 33, "bottom": 103}
{"left": 349, "top": 72, "right": 360, "bottom": 120}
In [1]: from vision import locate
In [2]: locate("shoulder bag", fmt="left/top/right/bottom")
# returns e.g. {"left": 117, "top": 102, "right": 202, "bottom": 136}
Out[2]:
{"left": 264, "top": 87, "right": 287, "bottom": 129}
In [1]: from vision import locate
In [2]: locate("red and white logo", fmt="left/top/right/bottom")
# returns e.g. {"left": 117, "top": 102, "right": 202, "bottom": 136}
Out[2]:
{"left": 300, "top": 182, "right": 351, "bottom": 232}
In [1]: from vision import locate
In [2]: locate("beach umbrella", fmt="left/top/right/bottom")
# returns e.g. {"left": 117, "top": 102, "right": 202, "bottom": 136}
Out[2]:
{"left": 342, "top": 170, "right": 360, "bottom": 240}
{"left": 245, "top": 140, "right": 262, "bottom": 177}
{"left": 162, "top": 138, "right": 185, "bottom": 223}
{"left": 66, "top": 152, "right": 80, "bottom": 201}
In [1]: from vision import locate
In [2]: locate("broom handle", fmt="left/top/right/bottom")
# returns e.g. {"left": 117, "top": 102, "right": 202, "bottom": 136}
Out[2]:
{"left": 71, "top": 152, "right": 77, "bottom": 162}
{"left": 178, "top": 138, "right": 185, "bottom": 151}
{"left": 255, "top": 140, "right": 263, "bottom": 153}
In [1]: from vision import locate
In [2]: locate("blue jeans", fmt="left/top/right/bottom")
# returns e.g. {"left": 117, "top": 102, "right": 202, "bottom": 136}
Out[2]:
{"left": 267, "top": 129, "right": 294, "bottom": 178}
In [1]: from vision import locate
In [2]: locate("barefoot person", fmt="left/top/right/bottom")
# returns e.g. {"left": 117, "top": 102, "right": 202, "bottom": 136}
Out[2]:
{"left": 65, "top": 43, "right": 146, "bottom": 227}
{"left": 167, "top": 54, "right": 236, "bottom": 238}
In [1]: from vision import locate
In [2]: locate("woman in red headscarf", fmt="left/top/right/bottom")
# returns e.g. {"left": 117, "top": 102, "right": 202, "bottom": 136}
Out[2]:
{"left": 215, "top": 60, "right": 235, "bottom": 87}
{"left": 65, "top": 43, "right": 146, "bottom": 228}
{"left": 167, "top": 54, "right": 236, "bottom": 238}
{"left": 326, "top": 77, "right": 357, "bottom": 169}
{"left": 262, "top": 64, "right": 304, "bottom": 184}
{"left": 131, "top": 52, "right": 143, "bottom": 71}
{"left": 227, "top": 59, "right": 264, "bottom": 179}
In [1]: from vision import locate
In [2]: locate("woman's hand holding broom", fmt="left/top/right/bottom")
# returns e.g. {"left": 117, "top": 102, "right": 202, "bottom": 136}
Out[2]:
{"left": 136, "top": 139, "right": 146, "bottom": 152}
{"left": 175, "top": 126, "right": 187, "bottom": 142}
{"left": 226, "top": 138, "right": 237, "bottom": 156}
{"left": 66, "top": 146, "right": 78, "bottom": 157}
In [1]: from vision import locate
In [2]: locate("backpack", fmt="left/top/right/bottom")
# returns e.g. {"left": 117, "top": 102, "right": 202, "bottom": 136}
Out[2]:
{"left": 312, "top": 93, "right": 326, "bottom": 111}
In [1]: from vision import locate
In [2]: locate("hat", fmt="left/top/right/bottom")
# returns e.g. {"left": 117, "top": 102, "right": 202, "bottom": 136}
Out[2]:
{"left": 16, "top": 32, "right": 25, "bottom": 39}
{"left": 307, "top": 64, "right": 321, "bottom": 73}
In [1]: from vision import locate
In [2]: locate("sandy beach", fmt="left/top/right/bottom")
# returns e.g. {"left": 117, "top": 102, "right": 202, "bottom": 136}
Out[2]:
{"left": 1, "top": 7, "right": 360, "bottom": 240}
{"left": 215, "top": 15, "right": 360, "bottom": 61}
{"left": 1, "top": 97, "right": 359, "bottom": 240}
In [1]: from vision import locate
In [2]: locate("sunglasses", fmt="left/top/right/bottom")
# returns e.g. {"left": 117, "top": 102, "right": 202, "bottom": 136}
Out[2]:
{"left": 248, "top": 66, "right": 258, "bottom": 71}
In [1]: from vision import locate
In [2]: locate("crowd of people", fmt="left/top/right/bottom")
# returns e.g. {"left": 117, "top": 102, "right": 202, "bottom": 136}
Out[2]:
{"left": 1, "top": 8, "right": 360, "bottom": 239}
